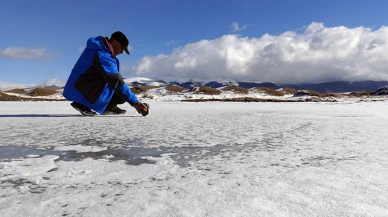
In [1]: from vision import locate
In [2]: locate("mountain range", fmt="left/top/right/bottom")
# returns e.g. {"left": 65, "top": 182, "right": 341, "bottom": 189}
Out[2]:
{"left": 33, "top": 77, "right": 388, "bottom": 93}
{"left": 124, "top": 78, "right": 388, "bottom": 93}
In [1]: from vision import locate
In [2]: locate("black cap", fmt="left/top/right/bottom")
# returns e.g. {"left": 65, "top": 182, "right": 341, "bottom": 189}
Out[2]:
{"left": 111, "top": 31, "right": 130, "bottom": 54}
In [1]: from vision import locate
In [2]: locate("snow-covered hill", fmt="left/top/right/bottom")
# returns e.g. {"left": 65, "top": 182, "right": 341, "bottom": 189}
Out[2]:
{"left": 3, "top": 77, "right": 388, "bottom": 93}
{"left": 1, "top": 77, "right": 388, "bottom": 103}
{"left": 2, "top": 84, "right": 388, "bottom": 104}
{"left": 122, "top": 77, "right": 388, "bottom": 93}
{"left": 372, "top": 86, "right": 388, "bottom": 95}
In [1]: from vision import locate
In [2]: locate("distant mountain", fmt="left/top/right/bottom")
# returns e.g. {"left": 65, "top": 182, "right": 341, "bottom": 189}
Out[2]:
{"left": 238, "top": 82, "right": 282, "bottom": 89}
{"left": 124, "top": 77, "right": 388, "bottom": 93}
{"left": 41, "top": 85, "right": 63, "bottom": 90}
{"left": 172, "top": 80, "right": 388, "bottom": 93}
{"left": 372, "top": 86, "right": 388, "bottom": 95}
{"left": 168, "top": 78, "right": 237, "bottom": 89}
{"left": 284, "top": 81, "right": 388, "bottom": 93}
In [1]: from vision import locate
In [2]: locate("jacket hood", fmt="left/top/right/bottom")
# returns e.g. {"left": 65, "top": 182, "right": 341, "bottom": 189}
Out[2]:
{"left": 86, "top": 36, "right": 108, "bottom": 50}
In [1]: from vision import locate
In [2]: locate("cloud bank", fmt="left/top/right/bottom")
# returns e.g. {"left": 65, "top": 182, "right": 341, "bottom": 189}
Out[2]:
{"left": 132, "top": 22, "right": 388, "bottom": 84}
{"left": 0, "top": 47, "right": 48, "bottom": 59}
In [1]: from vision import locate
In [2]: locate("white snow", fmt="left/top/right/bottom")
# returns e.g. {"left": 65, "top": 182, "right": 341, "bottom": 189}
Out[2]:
{"left": 142, "top": 86, "right": 299, "bottom": 102}
{"left": 124, "top": 77, "right": 166, "bottom": 86}
{"left": 0, "top": 101, "right": 388, "bottom": 216}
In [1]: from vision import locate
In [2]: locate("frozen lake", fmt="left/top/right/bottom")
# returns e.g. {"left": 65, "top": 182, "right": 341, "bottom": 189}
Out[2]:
{"left": 0, "top": 101, "right": 387, "bottom": 217}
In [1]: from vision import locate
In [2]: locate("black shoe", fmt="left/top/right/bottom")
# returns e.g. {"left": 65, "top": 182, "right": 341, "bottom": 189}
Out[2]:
{"left": 103, "top": 105, "right": 126, "bottom": 115}
{"left": 71, "top": 102, "right": 97, "bottom": 116}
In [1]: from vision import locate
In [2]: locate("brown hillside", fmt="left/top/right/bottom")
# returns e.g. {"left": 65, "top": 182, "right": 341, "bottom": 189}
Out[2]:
{"left": 166, "top": 85, "right": 187, "bottom": 93}
{"left": 5, "top": 87, "right": 58, "bottom": 96}
{"left": 196, "top": 86, "right": 221, "bottom": 95}
{"left": 130, "top": 86, "right": 159, "bottom": 94}
{"left": 254, "top": 87, "right": 284, "bottom": 96}
{"left": 282, "top": 87, "right": 297, "bottom": 95}
{"left": 29, "top": 87, "right": 58, "bottom": 96}
{"left": 348, "top": 91, "right": 371, "bottom": 97}
{"left": 0, "top": 91, "right": 21, "bottom": 101}
{"left": 221, "top": 86, "right": 248, "bottom": 94}
{"left": 4, "top": 88, "right": 25, "bottom": 94}
{"left": 0, "top": 91, "right": 65, "bottom": 101}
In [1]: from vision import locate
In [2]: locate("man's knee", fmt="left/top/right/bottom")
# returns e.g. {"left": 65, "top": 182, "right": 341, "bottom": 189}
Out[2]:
{"left": 111, "top": 91, "right": 126, "bottom": 104}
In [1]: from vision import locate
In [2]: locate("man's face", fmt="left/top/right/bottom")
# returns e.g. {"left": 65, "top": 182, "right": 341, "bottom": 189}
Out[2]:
{"left": 112, "top": 40, "right": 124, "bottom": 57}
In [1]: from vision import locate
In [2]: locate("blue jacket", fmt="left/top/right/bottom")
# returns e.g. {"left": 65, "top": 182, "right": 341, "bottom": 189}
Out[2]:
{"left": 63, "top": 36, "right": 139, "bottom": 114}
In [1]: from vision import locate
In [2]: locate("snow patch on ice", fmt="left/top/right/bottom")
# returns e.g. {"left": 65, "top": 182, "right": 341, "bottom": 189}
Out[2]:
{"left": 54, "top": 145, "right": 107, "bottom": 153}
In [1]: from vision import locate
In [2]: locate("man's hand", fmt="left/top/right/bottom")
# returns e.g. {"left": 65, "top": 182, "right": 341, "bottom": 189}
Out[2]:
{"left": 134, "top": 102, "right": 149, "bottom": 116}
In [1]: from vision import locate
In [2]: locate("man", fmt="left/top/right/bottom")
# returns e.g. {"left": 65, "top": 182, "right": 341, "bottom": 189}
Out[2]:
{"left": 63, "top": 31, "right": 149, "bottom": 116}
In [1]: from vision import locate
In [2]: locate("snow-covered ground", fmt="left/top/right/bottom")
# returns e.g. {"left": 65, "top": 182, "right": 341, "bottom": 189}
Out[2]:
{"left": 144, "top": 87, "right": 298, "bottom": 101}
{"left": 0, "top": 101, "right": 388, "bottom": 217}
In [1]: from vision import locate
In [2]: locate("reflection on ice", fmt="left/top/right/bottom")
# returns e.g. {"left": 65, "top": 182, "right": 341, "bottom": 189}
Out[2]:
{"left": 0, "top": 141, "right": 360, "bottom": 169}
{"left": 0, "top": 146, "right": 157, "bottom": 166}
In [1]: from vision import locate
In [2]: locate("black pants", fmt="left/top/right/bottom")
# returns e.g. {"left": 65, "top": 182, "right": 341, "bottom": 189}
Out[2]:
{"left": 107, "top": 91, "right": 126, "bottom": 108}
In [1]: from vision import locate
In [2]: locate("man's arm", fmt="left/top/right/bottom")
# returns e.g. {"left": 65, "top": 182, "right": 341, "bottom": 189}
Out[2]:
{"left": 93, "top": 51, "right": 139, "bottom": 105}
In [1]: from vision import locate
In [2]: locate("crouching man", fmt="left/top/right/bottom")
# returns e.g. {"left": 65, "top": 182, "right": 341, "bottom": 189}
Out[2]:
{"left": 63, "top": 31, "right": 148, "bottom": 116}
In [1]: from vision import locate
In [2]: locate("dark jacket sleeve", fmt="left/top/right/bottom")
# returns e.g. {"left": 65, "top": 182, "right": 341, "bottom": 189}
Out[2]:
{"left": 94, "top": 51, "right": 139, "bottom": 105}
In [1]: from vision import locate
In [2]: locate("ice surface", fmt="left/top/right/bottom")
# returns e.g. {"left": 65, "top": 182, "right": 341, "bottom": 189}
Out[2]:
{"left": 0, "top": 101, "right": 388, "bottom": 217}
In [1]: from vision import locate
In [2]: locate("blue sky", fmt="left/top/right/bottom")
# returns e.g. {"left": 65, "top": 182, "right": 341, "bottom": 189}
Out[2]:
{"left": 1, "top": 0, "right": 388, "bottom": 88}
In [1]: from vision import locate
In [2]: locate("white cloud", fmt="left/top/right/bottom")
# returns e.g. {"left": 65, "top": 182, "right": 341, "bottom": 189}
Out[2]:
{"left": 0, "top": 82, "right": 35, "bottom": 91}
{"left": 131, "top": 22, "right": 388, "bottom": 84}
{"left": 230, "top": 22, "right": 248, "bottom": 32}
{"left": 166, "top": 40, "right": 180, "bottom": 46}
{"left": 0, "top": 47, "right": 48, "bottom": 59}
